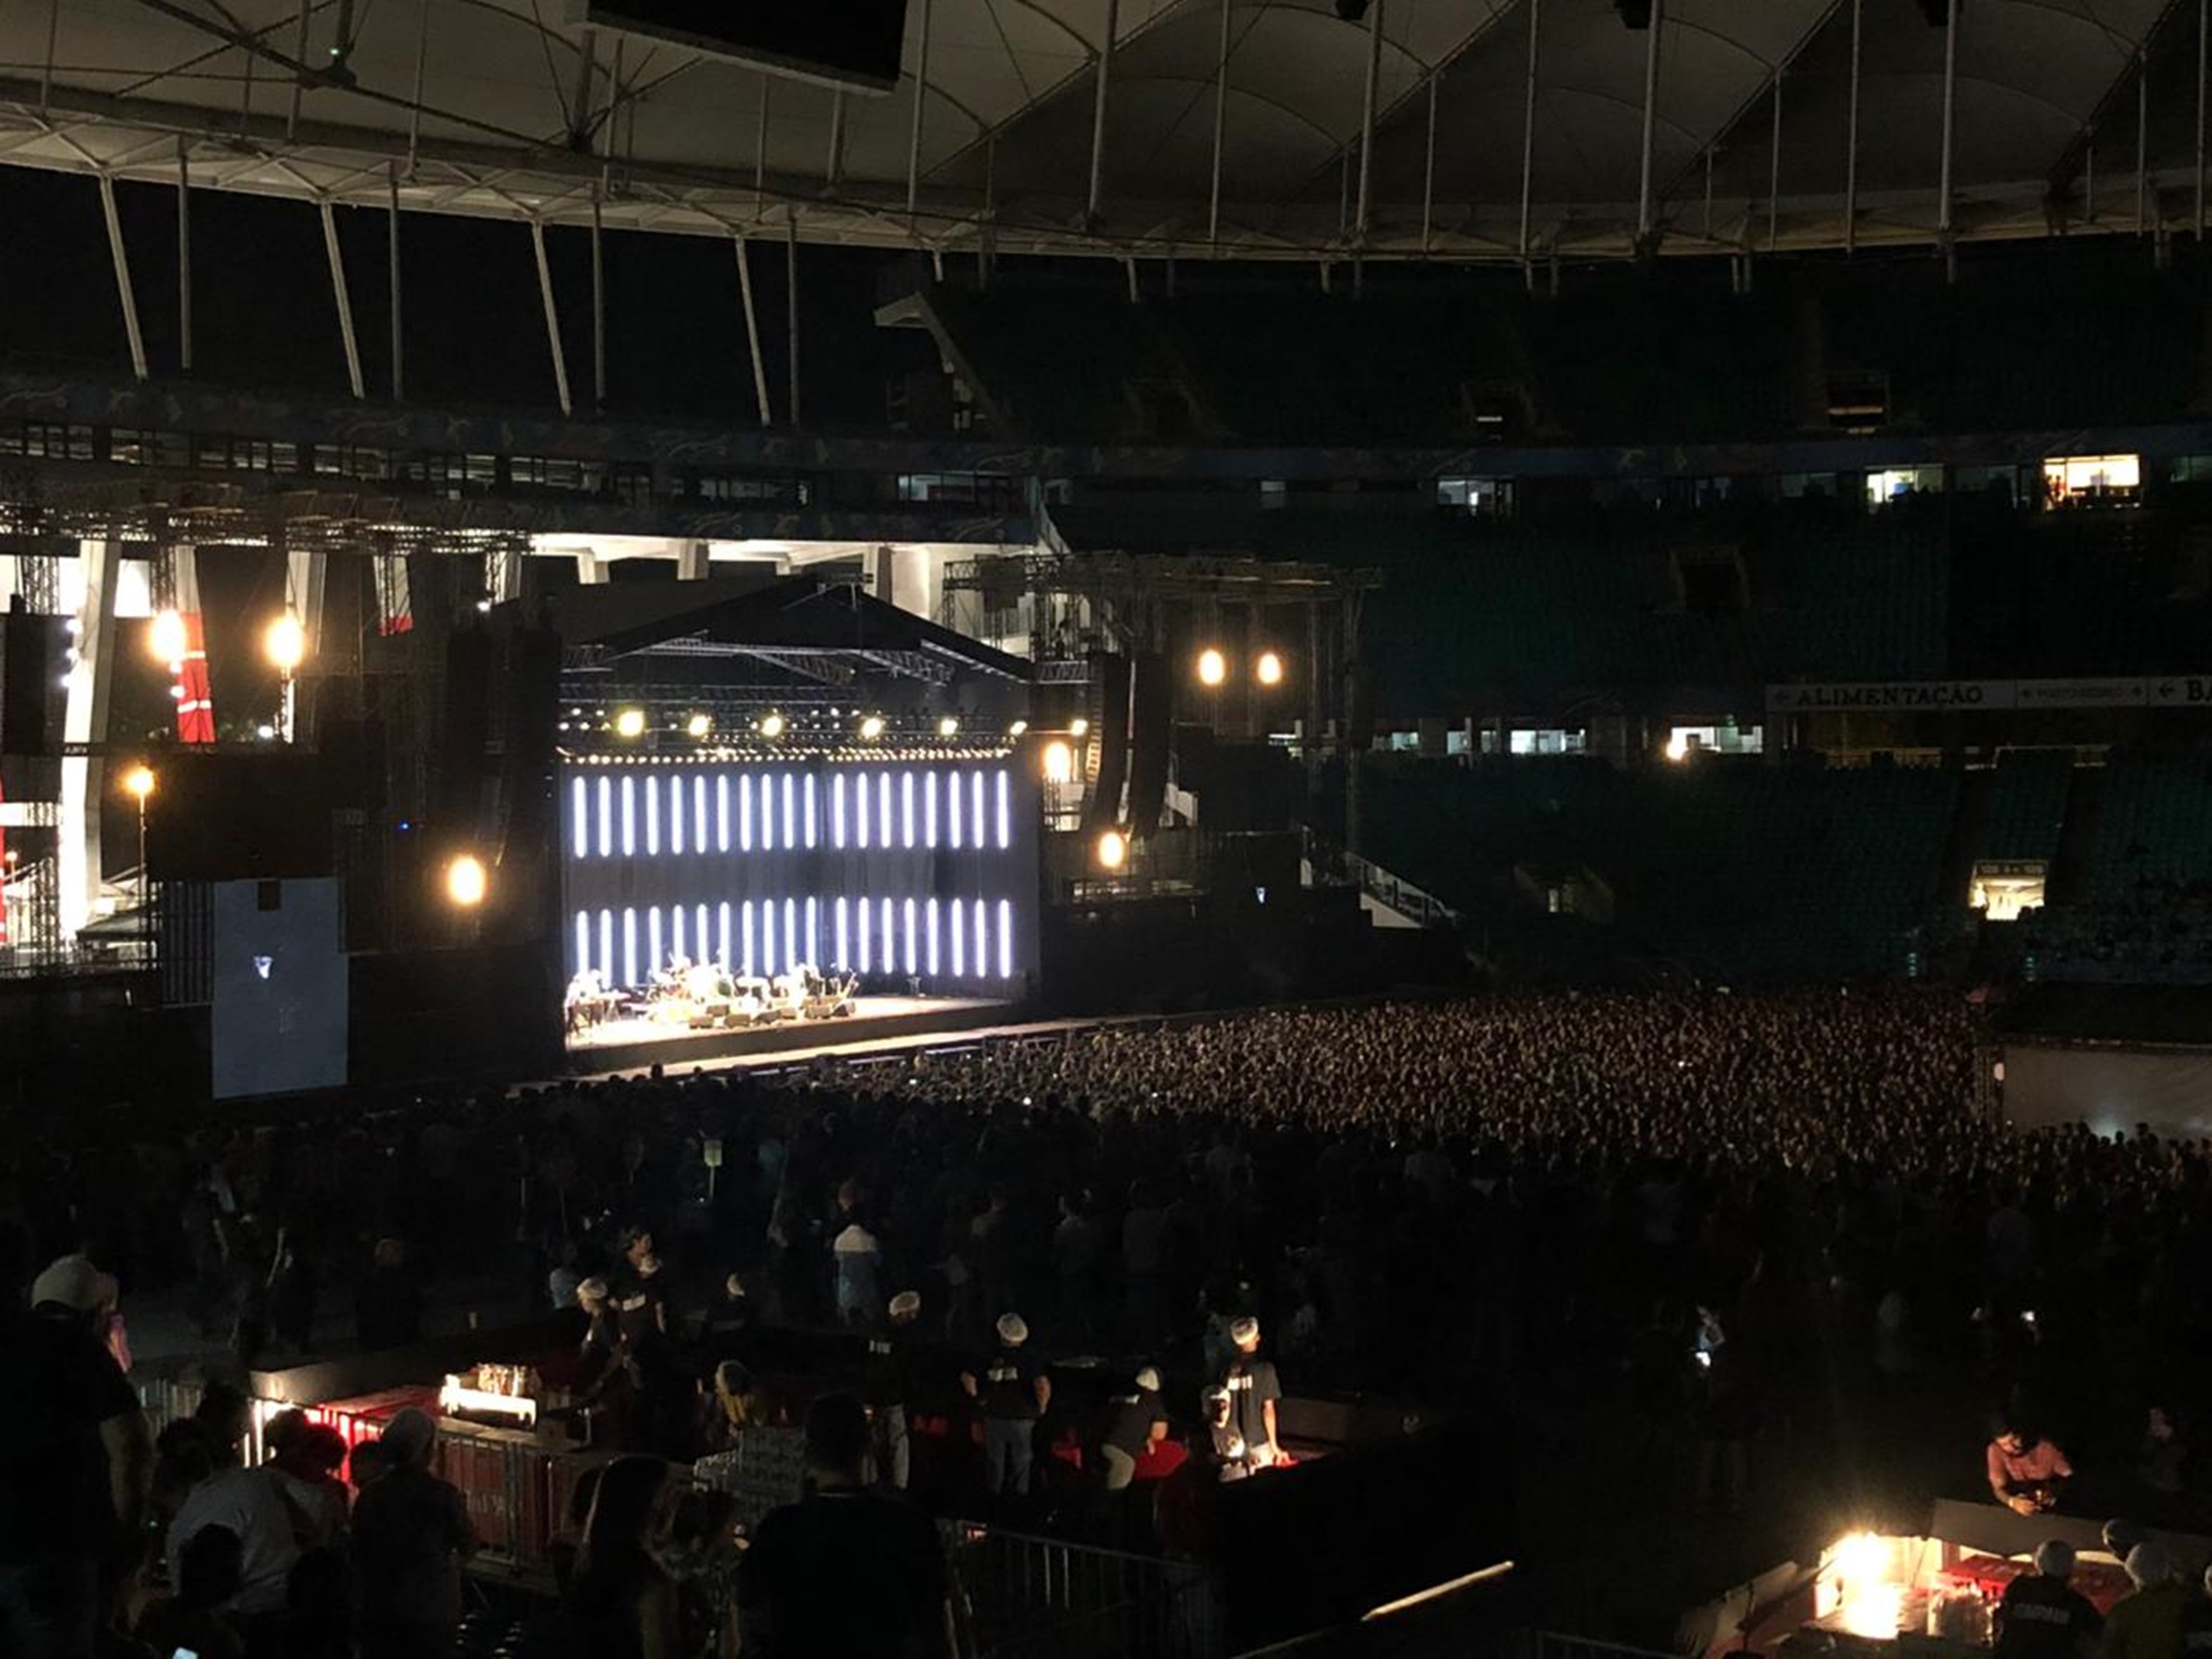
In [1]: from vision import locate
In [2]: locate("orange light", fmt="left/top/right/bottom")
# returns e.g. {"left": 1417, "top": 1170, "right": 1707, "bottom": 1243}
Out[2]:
{"left": 1095, "top": 828, "right": 1127, "bottom": 870}
{"left": 1255, "top": 650, "right": 1284, "bottom": 687}
{"left": 445, "top": 854, "right": 488, "bottom": 908}
{"left": 1196, "top": 647, "right": 1228, "bottom": 687}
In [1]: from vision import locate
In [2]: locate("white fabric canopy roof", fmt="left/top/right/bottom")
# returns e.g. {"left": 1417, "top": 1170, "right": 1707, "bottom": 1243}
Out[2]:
{"left": 0, "top": 0, "right": 2190, "bottom": 260}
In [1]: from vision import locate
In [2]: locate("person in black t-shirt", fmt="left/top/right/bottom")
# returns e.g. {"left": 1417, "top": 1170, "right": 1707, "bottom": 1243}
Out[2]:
{"left": 961, "top": 1313, "right": 1050, "bottom": 1498}
{"left": 2181, "top": 1565, "right": 2212, "bottom": 1658}
{"left": 864, "top": 1291, "right": 925, "bottom": 1491}
{"left": 0, "top": 1251, "right": 151, "bottom": 1659}
{"left": 738, "top": 1393, "right": 952, "bottom": 1659}
{"left": 1099, "top": 1365, "right": 1169, "bottom": 1492}
{"left": 1995, "top": 1540, "right": 2102, "bottom": 1659}
{"left": 1219, "top": 1318, "right": 1283, "bottom": 1469}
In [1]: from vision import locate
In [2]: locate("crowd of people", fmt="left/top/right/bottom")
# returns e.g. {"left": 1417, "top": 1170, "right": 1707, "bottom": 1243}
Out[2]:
{"left": 12, "top": 987, "right": 2212, "bottom": 1655}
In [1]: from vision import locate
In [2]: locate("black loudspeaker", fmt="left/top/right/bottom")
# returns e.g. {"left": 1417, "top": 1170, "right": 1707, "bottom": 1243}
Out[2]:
{"left": 1083, "top": 652, "right": 1132, "bottom": 834}
{"left": 437, "top": 626, "right": 495, "bottom": 838}
{"left": 1, "top": 599, "right": 59, "bottom": 757}
{"left": 319, "top": 715, "right": 388, "bottom": 814}
{"left": 1125, "top": 651, "right": 1171, "bottom": 839}
{"left": 505, "top": 626, "right": 562, "bottom": 770}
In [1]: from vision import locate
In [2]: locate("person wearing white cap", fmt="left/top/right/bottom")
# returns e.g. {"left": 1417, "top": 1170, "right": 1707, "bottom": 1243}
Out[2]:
{"left": 352, "top": 1406, "right": 478, "bottom": 1658}
{"left": 864, "top": 1291, "right": 925, "bottom": 1491}
{"left": 961, "top": 1313, "right": 1050, "bottom": 1498}
{"left": 1221, "top": 1316, "right": 1283, "bottom": 1469}
{"left": 2105, "top": 1541, "right": 2189, "bottom": 1659}
{"left": 1993, "top": 1539, "right": 2101, "bottom": 1659}
{"left": 833, "top": 1219, "right": 886, "bottom": 1330}
{"left": 1099, "top": 1365, "right": 1170, "bottom": 1492}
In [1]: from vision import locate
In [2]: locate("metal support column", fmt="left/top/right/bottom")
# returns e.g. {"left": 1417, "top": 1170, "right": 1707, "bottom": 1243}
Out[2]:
{"left": 590, "top": 194, "right": 606, "bottom": 409}
{"left": 826, "top": 89, "right": 847, "bottom": 188}
{"left": 1844, "top": 0, "right": 1861, "bottom": 250}
{"left": 2140, "top": 60, "right": 2151, "bottom": 234}
{"left": 1088, "top": 0, "right": 1121, "bottom": 226}
{"left": 2199, "top": 0, "right": 2208, "bottom": 236}
{"left": 906, "top": 0, "right": 934, "bottom": 218}
{"left": 98, "top": 175, "right": 147, "bottom": 382}
{"left": 176, "top": 141, "right": 192, "bottom": 371}
{"left": 408, "top": 0, "right": 429, "bottom": 167}
{"left": 59, "top": 538, "right": 119, "bottom": 943}
{"left": 1518, "top": 0, "right": 1540, "bottom": 270}
{"left": 531, "top": 220, "right": 572, "bottom": 417}
{"left": 1421, "top": 73, "right": 1438, "bottom": 254}
{"left": 733, "top": 237, "right": 772, "bottom": 425}
{"left": 1636, "top": 1, "right": 1662, "bottom": 242}
{"left": 785, "top": 209, "right": 801, "bottom": 426}
{"left": 320, "top": 199, "right": 365, "bottom": 398}
{"left": 1767, "top": 67, "right": 1783, "bottom": 252}
{"left": 387, "top": 164, "right": 404, "bottom": 398}
{"left": 1354, "top": 0, "right": 1384, "bottom": 242}
{"left": 1208, "top": 0, "right": 1231, "bottom": 250}
{"left": 1937, "top": 0, "right": 1958, "bottom": 236}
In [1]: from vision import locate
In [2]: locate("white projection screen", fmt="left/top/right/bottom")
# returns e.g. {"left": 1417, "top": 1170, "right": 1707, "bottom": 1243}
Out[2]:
{"left": 210, "top": 877, "right": 349, "bottom": 1099}
{"left": 2001, "top": 1042, "right": 2212, "bottom": 1140}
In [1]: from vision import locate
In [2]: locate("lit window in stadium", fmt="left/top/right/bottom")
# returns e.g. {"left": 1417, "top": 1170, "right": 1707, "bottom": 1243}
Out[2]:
{"left": 925, "top": 770, "right": 939, "bottom": 847}
{"left": 1505, "top": 728, "right": 1588, "bottom": 757}
{"left": 620, "top": 776, "right": 636, "bottom": 856}
{"left": 572, "top": 779, "right": 589, "bottom": 859}
{"left": 1665, "top": 724, "right": 1762, "bottom": 758}
{"left": 1866, "top": 466, "right": 1943, "bottom": 506}
{"left": 998, "top": 899, "right": 1013, "bottom": 979}
{"left": 597, "top": 776, "right": 612, "bottom": 856}
{"left": 2043, "top": 453, "right": 2140, "bottom": 502}
{"left": 1435, "top": 476, "right": 1511, "bottom": 516}
{"left": 716, "top": 775, "right": 730, "bottom": 852}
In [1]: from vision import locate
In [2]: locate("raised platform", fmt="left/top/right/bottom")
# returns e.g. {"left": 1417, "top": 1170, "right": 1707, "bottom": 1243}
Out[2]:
{"left": 565, "top": 995, "right": 1012, "bottom": 1074}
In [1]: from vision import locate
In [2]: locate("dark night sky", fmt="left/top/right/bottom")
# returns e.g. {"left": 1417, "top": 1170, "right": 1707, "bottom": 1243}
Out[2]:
{"left": 0, "top": 166, "right": 929, "bottom": 426}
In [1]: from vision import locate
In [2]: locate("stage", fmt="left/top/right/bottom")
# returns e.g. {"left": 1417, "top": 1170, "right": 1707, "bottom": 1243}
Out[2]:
{"left": 564, "top": 995, "right": 1014, "bottom": 1074}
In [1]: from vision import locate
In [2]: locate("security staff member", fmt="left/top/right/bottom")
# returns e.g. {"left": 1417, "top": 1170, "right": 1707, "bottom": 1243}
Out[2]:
{"left": 962, "top": 1313, "right": 1050, "bottom": 1497}
{"left": 1099, "top": 1366, "right": 1168, "bottom": 1492}
{"left": 1995, "top": 1540, "right": 2102, "bottom": 1659}
{"left": 1220, "top": 1317, "right": 1283, "bottom": 1469}
{"left": 865, "top": 1291, "right": 925, "bottom": 1491}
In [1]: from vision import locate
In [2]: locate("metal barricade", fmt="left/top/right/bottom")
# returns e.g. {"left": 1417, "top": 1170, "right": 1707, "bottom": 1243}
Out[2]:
{"left": 938, "top": 1523, "right": 1224, "bottom": 1659}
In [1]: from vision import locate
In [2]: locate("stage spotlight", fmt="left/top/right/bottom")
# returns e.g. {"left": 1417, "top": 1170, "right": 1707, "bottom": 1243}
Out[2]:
{"left": 859, "top": 714, "right": 886, "bottom": 741}
{"left": 445, "top": 853, "right": 488, "bottom": 908}
{"left": 1095, "top": 828, "right": 1128, "bottom": 870}
{"left": 759, "top": 712, "right": 786, "bottom": 740}
{"left": 615, "top": 708, "right": 647, "bottom": 739}
{"left": 264, "top": 612, "right": 306, "bottom": 672}
{"left": 122, "top": 764, "right": 155, "bottom": 802}
{"left": 1070, "top": 716, "right": 1090, "bottom": 737}
{"left": 938, "top": 716, "right": 960, "bottom": 738}
{"left": 1042, "top": 739, "right": 1075, "bottom": 784}
{"left": 1196, "top": 647, "right": 1228, "bottom": 687}
{"left": 1665, "top": 733, "right": 1690, "bottom": 763}
{"left": 1255, "top": 650, "right": 1285, "bottom": 687}
{"left": 1008, "top": 719, "right": 1029, "bottom": 738}
{"left": 149, "top": 608, "right": 188, "bottom": 666}
{"left": 686, "top": 712, "right": 712, "bottom": 738}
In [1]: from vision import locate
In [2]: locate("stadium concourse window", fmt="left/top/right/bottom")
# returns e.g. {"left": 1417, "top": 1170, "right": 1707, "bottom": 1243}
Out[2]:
{"left": 1436, "top": 477, "right": 1513, "bottom": 516}
{"left": 1489, "top": 728, "right": 1586, "bottom": 756}
{"left": 0, "top": 420, "right": 94, "bottom": 461}
{"left": 396, "top": 452, "right": 498, "bottom": 499}
{"left": 1665, "top": 723, "right": 1762, "bottom": 760}
{"left": 2168, "top": 454, "right": 2212, "bottom": 486}
{"left": 1779, "top": 471, "right": 1839, "bottom": 500}
{"left": 311, "top": 445, "right": 391, "bottom": 481}
{"left": 1865, "top": 466, "right": 1944, "bottom": 508}
{"left": 108, "top": 428, "right": 190, "bottom": 467}
{"left": 897, "top": 472, "right": 1018, "bottom": 511}
{"left": 2042, "top": 453, "right": 2140, "bottom": 505}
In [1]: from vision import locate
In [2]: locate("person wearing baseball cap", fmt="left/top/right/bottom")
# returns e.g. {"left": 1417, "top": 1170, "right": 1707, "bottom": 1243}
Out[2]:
{"left": 1099, "top": 1364, "right": 1170, "bottom": 1492}
{"left": 961, "top": 1313, "right": 1050, "bottom": 1499}
{"left": 1993, "top": 1538, "right": 2101, "bottom": 1659}
{"left": 1220, "top": 1316, "right": 1284, "bottom": 1469}
{"left": 864, "top": 1292, "right": 925, "bottom": 1491}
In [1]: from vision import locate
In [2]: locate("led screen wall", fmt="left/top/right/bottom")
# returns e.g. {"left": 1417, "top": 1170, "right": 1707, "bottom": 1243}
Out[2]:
{"left": 560, "top": 757, "right": 1039, "bottom": 995}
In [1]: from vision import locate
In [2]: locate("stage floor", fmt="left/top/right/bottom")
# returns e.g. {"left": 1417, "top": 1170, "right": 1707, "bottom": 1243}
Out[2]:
{"left": 565, "top": 995, "right": 1012, "bottom": 1074}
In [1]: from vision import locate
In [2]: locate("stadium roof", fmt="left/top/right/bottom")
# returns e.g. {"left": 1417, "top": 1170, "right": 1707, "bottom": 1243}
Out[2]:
{"left": 7, "top": 1, "right": 2195, "bottom": 263}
